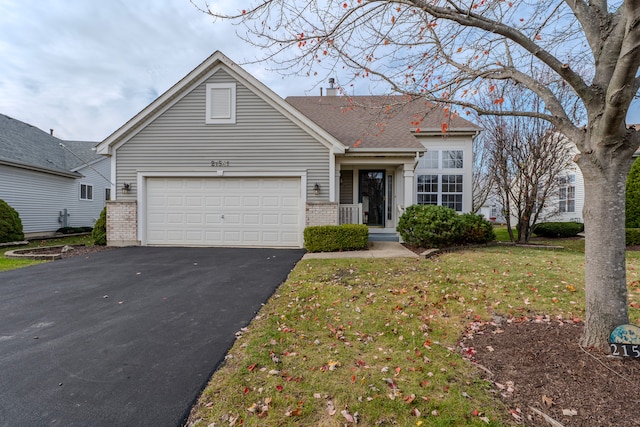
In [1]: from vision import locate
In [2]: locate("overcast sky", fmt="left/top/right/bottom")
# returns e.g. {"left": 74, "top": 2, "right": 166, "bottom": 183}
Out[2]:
{"left": 0, "top": 0, "right": 638, "bottom": 142}
{"left": 0, "top": 0, "right": 327, "bottom": 141}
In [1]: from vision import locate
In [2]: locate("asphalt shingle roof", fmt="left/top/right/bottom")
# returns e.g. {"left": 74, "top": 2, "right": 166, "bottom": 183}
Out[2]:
{"left": 0, "top": 114, "right": 100, "bottom": 175}
{"left": 285, "top": 95, "right": 481, "bottom": 150}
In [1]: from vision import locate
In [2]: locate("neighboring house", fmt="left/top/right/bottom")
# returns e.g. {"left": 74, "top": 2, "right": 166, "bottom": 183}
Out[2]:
{"left": 95, "top": 51, "right": 479, "bottom": 248}
{"left": 0, "top": 114, "right": 110, "bottom": 235}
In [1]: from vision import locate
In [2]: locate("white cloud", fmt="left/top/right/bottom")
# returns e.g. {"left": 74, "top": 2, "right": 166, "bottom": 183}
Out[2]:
{"left": 0, "top": 0, "right": 316, "bottom": 141}
{"left": 0, "top": 0, "right": 637, "bottom": 141}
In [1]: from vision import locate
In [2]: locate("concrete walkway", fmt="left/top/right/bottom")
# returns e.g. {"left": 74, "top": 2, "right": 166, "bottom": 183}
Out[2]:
{"left": 302, "top": 241, "right": 419, "bottom": 259}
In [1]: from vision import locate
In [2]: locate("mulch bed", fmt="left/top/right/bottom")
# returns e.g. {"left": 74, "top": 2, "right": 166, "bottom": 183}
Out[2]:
{"left": 460, "top": 319, "right": 640, "bottom": 426}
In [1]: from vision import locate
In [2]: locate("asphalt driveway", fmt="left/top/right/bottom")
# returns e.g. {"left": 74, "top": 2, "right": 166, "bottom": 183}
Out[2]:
{"left": 0, "top": 246, "right": 305, "bottom": 426}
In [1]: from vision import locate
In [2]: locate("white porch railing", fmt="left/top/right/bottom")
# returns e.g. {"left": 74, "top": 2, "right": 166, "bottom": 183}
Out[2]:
{"left": 339, "top": 203, "right": 363, "bottom": 224}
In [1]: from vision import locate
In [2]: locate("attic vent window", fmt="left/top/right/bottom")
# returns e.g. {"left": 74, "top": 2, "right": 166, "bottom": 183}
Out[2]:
{"left": 206, "top": 83, "right": 236, "bottom": 124}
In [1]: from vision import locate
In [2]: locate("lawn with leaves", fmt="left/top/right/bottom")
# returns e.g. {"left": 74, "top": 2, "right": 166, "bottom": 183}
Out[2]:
{"left": 0, "top": 235, "right": 95, "bottom": 272}
{"left": 188, "top": 244, "right": 640, "bottom": 426}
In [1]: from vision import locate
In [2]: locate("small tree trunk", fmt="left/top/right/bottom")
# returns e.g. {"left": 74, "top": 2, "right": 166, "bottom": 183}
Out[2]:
{"left": 579, "top": 159, "right": 631, "bottom": 351}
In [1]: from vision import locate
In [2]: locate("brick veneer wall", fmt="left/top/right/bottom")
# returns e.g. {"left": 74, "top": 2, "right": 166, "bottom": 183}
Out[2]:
{"left": 305, "top": 202, "right": 339, "bottom": 227}
{"left": 106, "top": 200, "right": 139, "bottom": 246}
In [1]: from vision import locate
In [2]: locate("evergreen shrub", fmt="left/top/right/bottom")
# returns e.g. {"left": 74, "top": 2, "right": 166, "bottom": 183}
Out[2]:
{"left": 92, "top": 207, "right": 107, "bottom": 246}
{"left": 459, "top": 212, "right": 496, "bottom": 244}
{"left": 533, "top": 221, "right": 584, "bottom": 238}
{"left": 396, "top": 205, "right": 464, "bottom": 248}
{"left": 626, "top": 158, "right": 640, "bottom": 228}
{"left": 0, "top": 199, "right": 24, "bottom": 243}
{"left": 304, "top": 224, "right": 368, "bottom": 252}
{"left": 626, "top": 229, "right": 640, "bottom": 246}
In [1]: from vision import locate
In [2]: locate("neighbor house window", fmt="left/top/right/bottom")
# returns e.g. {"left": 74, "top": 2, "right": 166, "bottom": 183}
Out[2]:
{"left": 559, "top": 174, "right": 576, "bottom": 213}
{"left": 442, "top": 150, "right": 463, "bottom": 168}
{"left": 80, "top": 184, "right": 93, "bottom": 201}
{"left": 205, "top": 83, "right": 236, "bottom": 124}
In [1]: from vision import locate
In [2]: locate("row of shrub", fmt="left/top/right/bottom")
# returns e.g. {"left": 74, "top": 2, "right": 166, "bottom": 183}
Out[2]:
{"left": 532, "top": 221, "right": 584, "bottom": 238}
{"left": 396, "top": 205, "right": 495, "bottom": 248}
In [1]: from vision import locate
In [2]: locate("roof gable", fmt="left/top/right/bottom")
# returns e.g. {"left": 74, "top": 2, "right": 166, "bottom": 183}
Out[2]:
{"left": 0, "top": 114, "right": 100, "bottom": 177}
{"left": 285, "top": 96, "right": 481, "bottom": 151}
{"left": 96, "top": 51, "right": 347, "bottom": 155}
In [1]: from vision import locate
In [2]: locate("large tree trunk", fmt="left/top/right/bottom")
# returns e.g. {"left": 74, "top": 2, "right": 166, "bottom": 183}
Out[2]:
{"left": 579, "top": 153, "right": 633, "bottom": 351}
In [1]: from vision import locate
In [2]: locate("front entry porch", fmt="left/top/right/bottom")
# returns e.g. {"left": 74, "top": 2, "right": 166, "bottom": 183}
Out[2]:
{"left": 336, "top": 161, "right": 415, "bottom": 241}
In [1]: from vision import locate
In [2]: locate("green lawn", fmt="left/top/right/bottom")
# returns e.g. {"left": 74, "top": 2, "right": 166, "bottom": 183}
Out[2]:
{"left": 0, "top": 235, "right": 95, "bottom": 272}
{"left": 188, "top": 242, "right": 640, "bottom": 426}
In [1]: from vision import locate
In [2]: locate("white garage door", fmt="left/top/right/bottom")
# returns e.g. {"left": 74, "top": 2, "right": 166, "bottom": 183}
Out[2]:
{"left": 146, "top": 177, "right": 301, "bottom": 247}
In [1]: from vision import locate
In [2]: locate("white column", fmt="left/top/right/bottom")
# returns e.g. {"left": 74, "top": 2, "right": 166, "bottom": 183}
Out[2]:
{"left": 403, "top": 164, "right": 415, "bottom": 208}
{"left": 334, "top": 163, "right": 341, "bottom": 204}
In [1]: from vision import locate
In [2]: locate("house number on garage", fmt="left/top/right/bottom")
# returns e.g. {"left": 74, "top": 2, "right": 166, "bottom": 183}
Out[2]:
{"left": 210, "top": 160, "right": 230, "bottom": 167}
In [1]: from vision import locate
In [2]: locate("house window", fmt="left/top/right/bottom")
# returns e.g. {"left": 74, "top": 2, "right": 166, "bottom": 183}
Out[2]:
{"left": 418, "top": 150, "right": 439, "bottom": 169}
{"left": 442, "top": 150, "right": 463, "bottom": 168}
{"left": 417, "top": 174, "right": 439, "bottom": 205}
{"left": 417, "top": 174, "right": 463, "bottom": 211}
{"left": 80, "top": 184, "right": 93, "bottom": 201}
{"left": 442, "top": 175, "right": 463, "bottom": 211}
{"left": 205, "top": 83, "right": 236, "bottom": 124}
{"left": 559, "top": 174, "right": 576, "bottom": 213}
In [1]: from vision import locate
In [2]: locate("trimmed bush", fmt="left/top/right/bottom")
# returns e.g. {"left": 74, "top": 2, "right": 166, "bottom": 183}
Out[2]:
{"left": 627, "top": 158, "right": 640, "bottom": 228}
{"left": 92, "top": 207, "right": 107, "bottom": 246}
{"left": 459, "top": 213, "right": 496, "bottom": 244}
{"left": 533, "top": 221, "right": 584, "bottom": 238}
{"left": 0, "top": 199, "right": 24, "bottom": 243}
{"left": 304, "top": 224, "right": 368, "bottom": 252}
{"left": 627, "top": 229, "right": 640, "bottom": 246}
{"left": 396, "top": 205, "right": 463, "bottom": 248}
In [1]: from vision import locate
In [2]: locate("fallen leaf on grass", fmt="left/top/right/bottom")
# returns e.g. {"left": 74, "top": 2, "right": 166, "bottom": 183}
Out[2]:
{"left": 285, "top": 407, "right": 302, "bottom": 417}
{"left": 562, "top": 408, "right": 578, "bottom": 416}
{"left": 327, "top": 400, "right": 337, "bottom": 416}
{"left": 341, "top": 409, "right": 357, "bottom": 423}
{"left": 542, "top": 394, "right": 554, "bottom": 407}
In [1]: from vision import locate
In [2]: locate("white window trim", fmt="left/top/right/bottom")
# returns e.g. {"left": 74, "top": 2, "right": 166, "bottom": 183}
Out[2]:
{"left": 80, "top": 183, "right": 93, "bottom": 201}
{"left": 205, "top": 83, "right": 236, "bottom": 124}
{"left": 416, "top": 173, "right": 464, "bottom": 212}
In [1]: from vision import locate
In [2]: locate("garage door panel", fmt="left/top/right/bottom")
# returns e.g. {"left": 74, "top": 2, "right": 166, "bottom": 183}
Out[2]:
{"left": 146, "top": 177, "right": 301, "bottom": 247}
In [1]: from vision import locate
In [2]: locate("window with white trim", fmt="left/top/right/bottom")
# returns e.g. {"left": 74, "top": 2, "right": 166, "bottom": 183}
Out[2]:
{"left": 418, "top": 150, "right": 439, "bottom": 169}
{"left": 441, "top": 175, "right": 463, "bottom": 211}
{"left": 80, "top": 183, "right": 93, "bottom": 201}
{"left": 442, "top": 150, "right": 463, "bottom": 168}
{"left": 416, "top": 174, "right": 464, "bottom": 212}
{"left": 205, "top": 83, "right": 236, "bottom": 124}
{"left": 559, "top": 174, "right": 576, "bottom": 213}
{"left": 417, "top": 174, "right": 438, "bottom": 205}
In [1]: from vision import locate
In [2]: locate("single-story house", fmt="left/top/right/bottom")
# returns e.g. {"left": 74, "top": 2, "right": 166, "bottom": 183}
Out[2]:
{"left": 96, "top": 51, "right": 480, "bottom": 248}
{"left": 0, "top": 114, "right": 110, "bottom": 235}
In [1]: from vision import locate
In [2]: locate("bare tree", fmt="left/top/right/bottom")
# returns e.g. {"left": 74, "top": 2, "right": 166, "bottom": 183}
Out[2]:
{"left": 471, "top": 132, "right": 493, "bottom": 214}
{"left": 196, "top": 0, "right": 640, "bottom": 350}
{"left": 482, "top": 112, "right": 573, "bottom": 243}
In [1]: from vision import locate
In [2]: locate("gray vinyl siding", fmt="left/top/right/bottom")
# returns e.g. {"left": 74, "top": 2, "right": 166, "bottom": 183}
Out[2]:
{"left": 0, "top": 160, "right": 109, "bottom": 233}
{"left": 67, "top": 159, "right": 111, "bottom": 227}
{"left": 340, "top": 170, "right": 354, "bottom": 204}
{"left": 115, "top": 69, "right": 330, "bottom": 201}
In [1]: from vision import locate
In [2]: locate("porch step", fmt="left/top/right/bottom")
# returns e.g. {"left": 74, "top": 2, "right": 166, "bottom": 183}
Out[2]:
{"left": 368, "top": 233, "right": 400, "bottom": 242}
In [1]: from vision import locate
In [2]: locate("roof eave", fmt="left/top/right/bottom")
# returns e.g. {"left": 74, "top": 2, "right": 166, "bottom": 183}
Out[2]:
{"left": 0, "top": 158, "right": 81, "bottom": 178}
